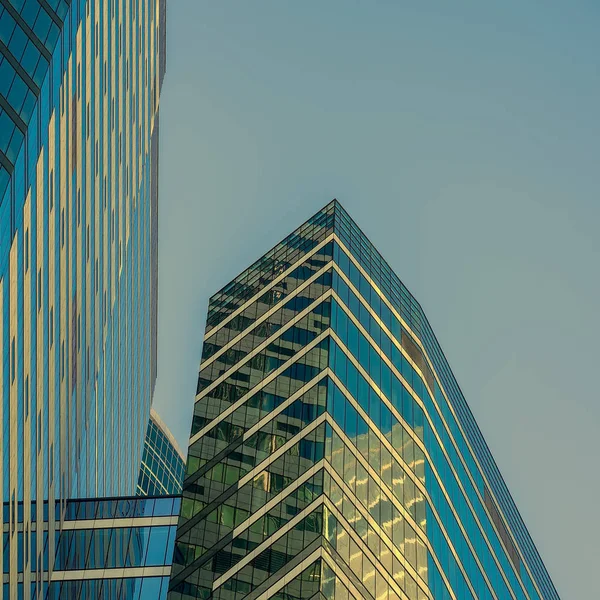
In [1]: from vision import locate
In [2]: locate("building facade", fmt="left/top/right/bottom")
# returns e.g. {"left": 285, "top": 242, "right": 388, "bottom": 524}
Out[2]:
{"left": 167, "top": 201, "right": 559, "bottom": 600}
{"left": 4, "top": 494, "right": 179, "bottom": 599}
{"left": 138, "top": 409, "right": 186, "bottom": 497}
{"left": 0, "top": 0, "right": 166, "bottom": 596}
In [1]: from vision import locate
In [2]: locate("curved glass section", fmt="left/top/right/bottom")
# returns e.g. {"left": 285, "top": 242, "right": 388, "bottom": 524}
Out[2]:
{"left": 138, "top": 410, "right": 187, "bottom": 497}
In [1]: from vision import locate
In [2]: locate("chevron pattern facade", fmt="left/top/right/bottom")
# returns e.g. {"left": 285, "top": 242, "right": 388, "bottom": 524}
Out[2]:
{"left": 168, "top": 201, "right": 559, "bottom": 600}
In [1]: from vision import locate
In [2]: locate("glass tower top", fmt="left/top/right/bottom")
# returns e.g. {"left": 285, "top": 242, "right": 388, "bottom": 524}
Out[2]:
{"left": 168, "top": 200, "right": 559, "bottom": 600}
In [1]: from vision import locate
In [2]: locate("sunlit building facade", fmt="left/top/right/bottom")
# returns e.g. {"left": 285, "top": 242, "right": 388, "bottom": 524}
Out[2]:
{"left": 0, "top": 0, "right": 166, "bottom": 596}
{"left": 168, "top": 201, "right": 559, "bottom": 600}
{"left": 138, "top": 409, "right": 186, "bottom": 497}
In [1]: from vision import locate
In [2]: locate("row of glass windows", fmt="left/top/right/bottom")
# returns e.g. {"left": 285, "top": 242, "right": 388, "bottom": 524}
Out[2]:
{"left": 171, "top": 424, "right": 326, "bottom": 590}
{"left": 3, "top": 530, "right": 48, "bottom": 574}
{"left": 176, "top": 471, "right": 325, "bottom": 583}
{"left": 138, "top": 466, "right": 181, "bottom": 498}
{"left": 2, "top": 496, "right": 181, "bottom": 525}
{"left": 211, "top": 506, "right": 324, "bottom": 600}
{"left": 53, "top": 524, "right": 176, "bottom": 571}
{"left": 206, "top": 208, "right": 335, "bottom": 330}
{"left": 63, "top": 496, "right": 181, "bottom": 522}
{"left": 322, "top": 503, "right": 424, "bottom": 600}
{"left": 44, "top": 575, "right": 170, "bottom": 600}
{"left": 191, "top": 331, "right": 329, "bottom": 458}
{"left": 324, "top": 425, "right": 427, "bottom": 585}
{"left": 198, "top": 302, "right": 330, "bottom": 401}
{"left": 201, "top": 269, "right": 332, "bottom": 384}
{"left": 326, "top": 382, "right": 426, "bottom": 530}
{"left": 3, "top": 524, "right": 175, "bottom": 575}
{"left": 188, "top": 377, "right": 327, "bottom": 498}
{"left": 145, "top": 423, "right": 185, "bottom": 475}
{"left": 329, "top": 329, "right": 425, "bottom": 478}
{"left": 204, "top": 245, "right": 333, "bottom": 356}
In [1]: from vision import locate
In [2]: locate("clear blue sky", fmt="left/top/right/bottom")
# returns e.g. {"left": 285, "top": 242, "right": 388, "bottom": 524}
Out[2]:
{"left": 154, "top": 2, "right": 599, "bottom": 596}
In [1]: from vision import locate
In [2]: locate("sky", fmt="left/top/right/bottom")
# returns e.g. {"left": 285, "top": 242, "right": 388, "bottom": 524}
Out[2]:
{"left": 153, "top": 2, "right": 599, "bottom": 596}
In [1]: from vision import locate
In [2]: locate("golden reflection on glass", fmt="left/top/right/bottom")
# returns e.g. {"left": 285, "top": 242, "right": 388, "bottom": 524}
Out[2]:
{"left": 253, "top": 470, "right": 270, "bottom": 492}
{"left": 417, "top": 536, "right": 428, "bottom": 581}
{"left": 356, "top": 462, "right": 369, "bottom": 508}
{"left": 393, "top": 558, "right": 405, "bottom": 590}
{"left": 344, "top": 450, "right": 357, "bottom": 493}
{"left": 392, "top": 462, "right": 405, "bottom": 505}
{"left": 336, "top": 577, "right": 349, "bottom": 600}
{"left": 381, "top": 446, "right": 393, "bottom": 489}
{"left": 391, "top": 422, "right": 403, "bottom": 455}
{"left": 331, "top": 432, "right": 345, "bottom": 479}
{"left": 380, "top": 541, "right": 393, "bottom": 575}
{"left": 376, "top": 570, "right": 388, "bottom": 600}
{"left": 369, "top": 430, "right": 381, "bottom": 472}
{"left": 330, "top": 479, "right": 343, "bottom": 511}
{"left": 337, "top": 525, "right": 351, "bottom": 565}
{"left": 362, "top": 555, "right": 376, "bottom": 597}
{"left": 349, "top": 538, "right": 363, "bottom": 580}
{"left": 381, "top": 495, "right": 394, "bottom": 540}
{"left": 367, "top": 527, "right": 380, "bottom": 557}
{"left": 324, "top": 505, "right": 336, "bottom": 547}
{"left": 368, "top": 483, "right": 381, "bottom": 522}
{"left": 415, "top": 488, "right": 426, "bottom": 532}
{"left": 404, "top": 523, "right": 417, "bottom": 571}
{"left": 357, "top": 428, "right": 369, "bottom": 459}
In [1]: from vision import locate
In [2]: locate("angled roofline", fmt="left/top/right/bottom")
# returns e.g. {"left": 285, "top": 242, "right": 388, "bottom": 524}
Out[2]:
{"left": 150, "top": 408, "right": 187, "bottom": 462}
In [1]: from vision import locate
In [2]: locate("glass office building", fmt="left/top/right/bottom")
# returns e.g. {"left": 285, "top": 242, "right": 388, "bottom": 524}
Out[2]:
{"left": 4, "top": 494, "right": 179, "bottom": 599}
{"left": 168, "top": 200, "right": 559, "bottom": 600}
{"left": 138, "top": 409, "right": 186, "bottom": 497}
{"left": 0, "top": 0, "right": 166, "bottom": 596}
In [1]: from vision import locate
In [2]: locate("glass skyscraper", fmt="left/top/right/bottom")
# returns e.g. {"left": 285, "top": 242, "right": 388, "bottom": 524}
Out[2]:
{"left": 137, "top": 409, "right": 186, "bottom": 497}
{"left": 0, "top": 0, "right": 165, "bottom": 596}
{"left": 168, "top": 201, "right": 559, "bottom": 600}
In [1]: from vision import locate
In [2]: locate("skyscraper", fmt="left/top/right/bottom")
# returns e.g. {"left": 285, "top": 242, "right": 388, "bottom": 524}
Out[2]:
{"left": 137, "top": 409, "right": 186, "bottom": 497}
{"left": 0, "top": 0, "right": 166, "bottom": 596}
{"left": 168, "top": 201, "right": 559, "bottom": 599}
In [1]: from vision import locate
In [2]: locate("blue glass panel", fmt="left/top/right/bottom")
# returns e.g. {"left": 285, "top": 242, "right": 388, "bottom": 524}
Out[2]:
{"left": 146, "top": 526, "right": 170, "bottom": 566}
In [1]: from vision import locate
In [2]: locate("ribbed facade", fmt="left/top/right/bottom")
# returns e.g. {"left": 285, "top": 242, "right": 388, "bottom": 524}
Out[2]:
{"left": 0, "top": 0, "right": 166, "bottom": 596}
{"left": 137, "top": 409, "right": 186, "bottom": 497}
{"left": 168, "top": 201, "right": 558, "bottom": 600}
